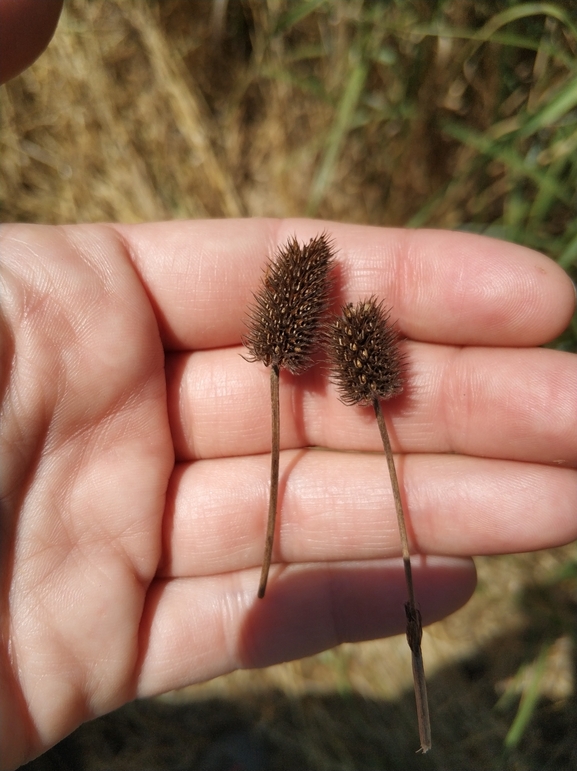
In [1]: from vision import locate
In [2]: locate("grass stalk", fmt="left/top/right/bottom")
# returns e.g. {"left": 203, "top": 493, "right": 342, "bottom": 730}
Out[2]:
{"left": 373, "top": 396, "right": 431, "bottom": 754}
{"left": 258, "top": 363, "right": 281, "bottom": 598}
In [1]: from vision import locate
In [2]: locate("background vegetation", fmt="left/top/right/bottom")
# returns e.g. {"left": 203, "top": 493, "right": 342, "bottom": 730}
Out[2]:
{"left": 2, "top": 0, "right": 575, "bottom": 769}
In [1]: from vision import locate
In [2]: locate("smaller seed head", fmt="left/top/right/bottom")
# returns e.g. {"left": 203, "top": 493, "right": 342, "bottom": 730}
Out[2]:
{"left": 327, "top": 297, "right": 404, "bottom": 405}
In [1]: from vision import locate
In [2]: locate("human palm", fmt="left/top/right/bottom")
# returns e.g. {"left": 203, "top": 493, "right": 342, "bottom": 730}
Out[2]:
{"left": 1, "top": 219, "right": 575, "bottom": 770}
{"left": 0, "top": 224, "right": 173, "bottom": 767}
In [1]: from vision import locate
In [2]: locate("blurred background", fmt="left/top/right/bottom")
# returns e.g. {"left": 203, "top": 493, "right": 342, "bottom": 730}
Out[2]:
{"left": 2, "top": 0, "right": 576, "bottom": 769}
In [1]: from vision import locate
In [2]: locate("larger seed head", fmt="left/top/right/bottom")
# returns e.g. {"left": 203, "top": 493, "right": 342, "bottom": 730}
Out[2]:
{"left": 244, "top": 233, "right": 335, "bottom": 374}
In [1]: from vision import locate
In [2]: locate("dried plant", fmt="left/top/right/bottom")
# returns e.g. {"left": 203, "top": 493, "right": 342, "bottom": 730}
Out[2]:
{"left": 244, "top": 233, "right": 335, "bottom": 598}
{"left": 327, "top": 297, "right": 431, "bottom": 753}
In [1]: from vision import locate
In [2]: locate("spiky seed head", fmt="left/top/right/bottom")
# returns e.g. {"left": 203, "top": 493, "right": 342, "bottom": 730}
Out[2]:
{"left": 243, "top": 233, "right": 335, "bottom": 375}
{"left": 327, "top": 297, "right": 404, "bottom": 405}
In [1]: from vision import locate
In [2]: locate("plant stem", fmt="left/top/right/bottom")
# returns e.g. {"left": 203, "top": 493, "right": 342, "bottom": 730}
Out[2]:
{"left": 373, "top": 396, "right": 431, "bottom": 753}
{"left": 258, "top": 363, "right": 280, "bottom": 598}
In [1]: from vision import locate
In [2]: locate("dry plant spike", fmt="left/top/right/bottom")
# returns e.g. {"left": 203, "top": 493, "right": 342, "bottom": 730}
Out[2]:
{"left": 244, "top": 233, "right": 335, "bottom": 598}
{"left": 327, "top": 298, "right": 431, "bottom": 753}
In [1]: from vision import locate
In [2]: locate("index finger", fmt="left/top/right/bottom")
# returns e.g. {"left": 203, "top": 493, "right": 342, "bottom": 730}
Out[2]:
{"left": 115, "top": 218, "right": 574, "bottom": 349}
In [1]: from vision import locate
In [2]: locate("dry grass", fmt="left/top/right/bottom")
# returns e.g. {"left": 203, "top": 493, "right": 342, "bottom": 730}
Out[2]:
{"left": 4, "top": 1, "right": 576, "bottom": 769}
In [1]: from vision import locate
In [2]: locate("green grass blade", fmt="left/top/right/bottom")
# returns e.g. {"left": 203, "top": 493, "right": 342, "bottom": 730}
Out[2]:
{"left": 504, "top": 642, "right": 551, "bottom": 750}
{"left": 261, "top": 65, "right": 329, "bottom": 99}
{"left": 275, "top": 0, "right": 327, "bottom": 35}
{"left": 528, "top": 156, "right": 567, "bottom": 225}
{"left": 558, "top": 232, "right": 577, "bottom": 270}
{"left": 443, "top": 122, "right": 571, "bottom": 205}
{"left": 475, "top": 3, "right": 577, "bottom": 42}
{"left": 400, "top": 5, "right": 577, "bottom": 67}
{"left": 520, "top": 77, "right": 577, "bottom": 136}
{"left": 307, "top": 54, "right": 369, "bottom": 215}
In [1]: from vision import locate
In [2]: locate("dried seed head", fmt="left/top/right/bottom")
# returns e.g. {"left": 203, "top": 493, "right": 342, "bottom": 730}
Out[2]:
{"left": 243, "top": 233, "right": 335, "bottom": 374}
{"left": 327, "top": 297, "right": 404, "bottom": 405}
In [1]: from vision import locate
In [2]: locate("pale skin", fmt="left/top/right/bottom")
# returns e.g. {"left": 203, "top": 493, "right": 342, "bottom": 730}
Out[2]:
{"left": 0, "top": 219, "right": 576, "bottom": 769}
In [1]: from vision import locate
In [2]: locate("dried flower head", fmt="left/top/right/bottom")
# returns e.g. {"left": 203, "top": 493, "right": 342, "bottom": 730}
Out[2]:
{"left": 327, "top": 297, "right": 404, "bottom": 405}
{"left": 244, "top": 233, "right": 335, "bottom": 375}
{"left": 244, "top": 233, "right": 335, "bottom": 599}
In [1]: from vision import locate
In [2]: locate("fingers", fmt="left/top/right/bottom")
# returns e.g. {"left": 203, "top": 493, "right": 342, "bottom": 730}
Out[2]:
{"left": 159, "top": 450, "right": 577, "bottom": 578}
{"left": 0, "top": 0, "right": 63, "bottom": 83}
{"left": 167, "top": 343, "right": 577, "bottom": 465}
{"left": 137, "top": 557, "right": 476, "bottom": 697}
{"left": 116, "top": 219, "right": 575, "bottom": 349}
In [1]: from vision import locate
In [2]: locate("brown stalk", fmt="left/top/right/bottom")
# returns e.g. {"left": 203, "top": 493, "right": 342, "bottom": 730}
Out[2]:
{"left": 327, "top": 298, "right": 431, "bottom": 753}
{"left": 373, "top": 396, "right": 431, "bottom": 753}
{"left": 243, "top": 234, "right": 335, "bottom": 598}
{"left": 259, "top": 363, "right": 280, "bottom": 598}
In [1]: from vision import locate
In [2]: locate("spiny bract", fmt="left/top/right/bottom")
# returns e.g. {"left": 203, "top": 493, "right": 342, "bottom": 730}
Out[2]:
{"left": 244, "top": 233, "right": 335, "bottom": 374}
{"left": 327, "top": 297, "right": 404, "bottom": 405}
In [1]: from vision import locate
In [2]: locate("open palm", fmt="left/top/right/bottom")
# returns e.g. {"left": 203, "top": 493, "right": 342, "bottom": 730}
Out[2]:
{"left": 1, "top": 219, "right": 575, "bottom": 769}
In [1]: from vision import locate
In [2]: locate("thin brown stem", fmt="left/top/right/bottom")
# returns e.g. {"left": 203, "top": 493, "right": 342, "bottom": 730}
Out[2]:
{"left": 373, "top": 396, "right": 431, "bottom": 753}
{"left": 258, "top": 364, "right": 280, "bottom": 599}
{"left": 372, "top": 397, "right": 414, "bottom": 602}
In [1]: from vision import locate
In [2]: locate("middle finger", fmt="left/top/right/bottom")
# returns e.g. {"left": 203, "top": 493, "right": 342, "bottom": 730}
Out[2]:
{"left": 167, "top": 343, "right": 576, "bottom": 465}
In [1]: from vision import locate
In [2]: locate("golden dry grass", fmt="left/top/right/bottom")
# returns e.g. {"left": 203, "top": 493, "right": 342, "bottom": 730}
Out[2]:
{"left": 4, "top": 0, "right": 577, "bottom": 240}
{"left": 3, "top": 1, "right": 576, "bottom": 769}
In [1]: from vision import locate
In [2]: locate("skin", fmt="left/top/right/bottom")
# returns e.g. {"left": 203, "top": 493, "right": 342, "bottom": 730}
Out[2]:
{"left": 0, "top": 219, "right": 575, "bottom": 768}
{"left": 0, "top": 0, "right": 64, "bottom": 84}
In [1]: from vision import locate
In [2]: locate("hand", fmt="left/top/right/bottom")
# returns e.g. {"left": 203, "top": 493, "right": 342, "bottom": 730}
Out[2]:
{"left": 1, "top": 220, "right": 575, "bottom": 769}
{"left": 0, "top": 0, "right": 63, "bottom": 84}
